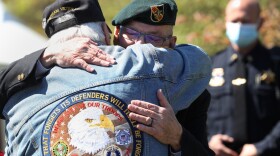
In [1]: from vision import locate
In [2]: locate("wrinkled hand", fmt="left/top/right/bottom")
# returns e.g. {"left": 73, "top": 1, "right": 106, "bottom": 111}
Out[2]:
{"left": 209, "top": 134, "right": 238, "bottom": 156}
{"left": 128, "top": 89, "right": 182, "bottom": 151}
{"left": 41, "top": 37, "right": 116, "bottom": 72}
{"left": 239, "top": 144, "right": 257, "bottom": 156}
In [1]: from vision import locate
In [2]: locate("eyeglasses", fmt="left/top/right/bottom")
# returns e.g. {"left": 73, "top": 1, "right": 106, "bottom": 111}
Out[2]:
{"left": 119, "top": 26, "right": 172, "bottom": 46}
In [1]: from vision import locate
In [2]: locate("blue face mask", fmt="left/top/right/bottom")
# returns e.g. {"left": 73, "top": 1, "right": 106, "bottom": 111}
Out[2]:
{"left": 226, "top": 22, "right": 259, "bottom": 48}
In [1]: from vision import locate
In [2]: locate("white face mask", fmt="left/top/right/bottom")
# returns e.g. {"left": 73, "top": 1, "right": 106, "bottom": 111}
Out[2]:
{"left": 226, "top": 22, "right": 259, "bottom": 48}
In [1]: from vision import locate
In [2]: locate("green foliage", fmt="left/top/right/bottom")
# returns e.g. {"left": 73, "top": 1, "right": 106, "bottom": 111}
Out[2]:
{"left": 3, "top": 0, "right": 51, "bottom": 34}
{"left": 3, "top": 0, "right": 280, "bottom": 56}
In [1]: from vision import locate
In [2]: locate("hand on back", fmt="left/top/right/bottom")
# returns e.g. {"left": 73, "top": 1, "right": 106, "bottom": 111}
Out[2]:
{"left": 41, "top": 37, "right": 116, "bottom": 72}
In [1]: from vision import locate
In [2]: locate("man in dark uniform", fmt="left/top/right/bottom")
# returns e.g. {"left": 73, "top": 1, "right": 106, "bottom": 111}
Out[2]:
{"left": 207, "top": 0, "right": 280, "bottom": 156}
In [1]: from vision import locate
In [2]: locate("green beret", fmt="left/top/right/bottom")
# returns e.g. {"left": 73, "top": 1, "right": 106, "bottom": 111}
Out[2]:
{"left": 112, "top": 0, "right": 177, "bottom": 26}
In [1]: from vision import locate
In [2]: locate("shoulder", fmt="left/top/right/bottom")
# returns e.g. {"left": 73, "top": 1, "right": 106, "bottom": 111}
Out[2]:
{"left": 270, "top": 46, "right": 280, "bottom": 52}
{"left": 175, "top": 44, "right": 211, "bottom": 64}
{"left": 208, "top": 48, "right": 230, "bottom": 68}
{"left": 174, "top": 44, "right": 212, "bottom": 74}
{"left": 211, "top": 48, "right": 228, "bottom": 60}
{"left": 175, "top": 44, "right": 207, "bottom": 55}
{"left": 269, "top": 46, "right": 280, "bottom": 61}
{"left": 193, "top": 90, "right": 211, "bottom": 105}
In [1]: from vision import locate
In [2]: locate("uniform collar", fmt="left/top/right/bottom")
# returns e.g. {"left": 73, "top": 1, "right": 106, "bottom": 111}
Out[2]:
{"left": 226, "top": 41, "right": 265, "bottom": 65}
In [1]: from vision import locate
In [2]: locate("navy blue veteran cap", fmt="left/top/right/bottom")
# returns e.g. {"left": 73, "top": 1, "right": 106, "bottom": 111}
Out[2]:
{"left": 42, "top": 0, "right": 105, "bottom": 37}
{"left": 112, "top": 0, "right": 177, "bottom": 26}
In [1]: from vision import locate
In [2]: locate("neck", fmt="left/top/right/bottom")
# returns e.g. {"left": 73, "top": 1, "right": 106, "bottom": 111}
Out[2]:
{"left": 232, "top": 40, "right": 258, "bottom": 55}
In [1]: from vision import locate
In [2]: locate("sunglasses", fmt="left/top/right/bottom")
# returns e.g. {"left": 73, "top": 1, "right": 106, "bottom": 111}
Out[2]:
{"left": 119, "top": 26, "right": 172, "bottom": 46}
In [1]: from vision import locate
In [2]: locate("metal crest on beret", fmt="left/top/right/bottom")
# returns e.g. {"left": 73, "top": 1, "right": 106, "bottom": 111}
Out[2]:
{"left": 150, "top": 4, "right": 164, "bottom": 22}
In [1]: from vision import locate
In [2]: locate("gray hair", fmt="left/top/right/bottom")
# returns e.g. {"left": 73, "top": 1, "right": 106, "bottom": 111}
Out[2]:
{"left": 47, "top": 22, "right": 106, "bottom": 46}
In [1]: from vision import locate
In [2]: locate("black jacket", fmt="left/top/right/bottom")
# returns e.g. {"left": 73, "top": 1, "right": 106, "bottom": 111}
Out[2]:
{"left": 0, "top": 50, "right": 44, "bottom": 119}
{"left": 207, "top": 43, "right": 280, "bottom": 156}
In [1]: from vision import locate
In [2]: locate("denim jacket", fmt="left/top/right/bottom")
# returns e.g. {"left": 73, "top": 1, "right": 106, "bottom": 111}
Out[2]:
{"left": 4, "top": 44, "right": 211, "bottom": 156}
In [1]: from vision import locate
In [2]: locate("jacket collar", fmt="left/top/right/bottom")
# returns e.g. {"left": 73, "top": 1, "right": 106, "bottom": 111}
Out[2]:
{"left": 226, "top": 41, "right": 267, "bottom": 65}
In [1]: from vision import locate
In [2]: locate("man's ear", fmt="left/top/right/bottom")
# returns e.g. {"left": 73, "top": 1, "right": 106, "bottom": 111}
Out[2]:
{"left": 102, "top": 22, "right": 111, "bottom": 45}
{"left": 169, "top": 36, "right": 177, "bottom": 48}
{"left": 113, "top": 26, "right": 120, "bottom": 45}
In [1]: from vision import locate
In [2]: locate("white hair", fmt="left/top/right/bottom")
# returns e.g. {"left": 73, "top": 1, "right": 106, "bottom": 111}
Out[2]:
{"left": 47, "top": 22, "right": 106, "bottom": 46}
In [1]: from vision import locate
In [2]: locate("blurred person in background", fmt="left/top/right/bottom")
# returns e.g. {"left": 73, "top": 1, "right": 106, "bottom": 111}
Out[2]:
{"left": 207, "top": 0, "right": 280, "bottom": 156}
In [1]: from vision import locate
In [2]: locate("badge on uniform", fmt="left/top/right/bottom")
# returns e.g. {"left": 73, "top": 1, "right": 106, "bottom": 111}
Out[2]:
{"left": 41, "top": 91, "right": 144, "bottom": 156}
{"left": 209, "top": 68, "right": 225, "bottom": 87}
{"left": 230, "top": 53, "right": 238, "bottom": 62}
{"left": 150, "top": 4, "right": 164, "bottom": 22}
{"left": 255, "top": 70, "right": 276, "bottom": 85}
{"left": 232, "top": 78, "right": 246, "bottom": 86}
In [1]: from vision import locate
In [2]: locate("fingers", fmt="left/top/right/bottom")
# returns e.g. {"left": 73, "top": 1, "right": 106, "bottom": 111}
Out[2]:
{"left": 220, "top": 135, "right": 234, "bottom": 143}
{"left": 43, "top": 37, "right": 116, "bottom": 71}
{"left": 209, "top": 134, "right": 238, "bottom": 156}
{"left": 87, "top": 44, "right": 116, "bottom": 64}
{"left": 69, "top": 38, "right": 116, "bottom": 71}
{"left": 71, "top": 37, "right": 116, "bottom": 65}
{"left": 88, "top": 43, "right": 109, "bottom": 57}
{"left": 136, "top": 123, "right": 156, "bottom": 136}
{"left": 219, "top": 135, "right": 238, "bottom": 156}
{"left": 128, "top": 90, "right": 182, "bottom": 146}
{"left": 83, "top": 37, "right": 98, "bottom": 46}
{"left": 128, "top": 106, "right": 158, "bottom": 137}
{"left": 157, "top": 89, "right": 171, "bottom": 109}
{"left": 71, "top": 58, "right": 95, "bottom": 72}
{"left": 81, "top": 53, "right": 111, "bottom": 66}
{"left": 222, "top": 148, "right": 238, "bottom": 156}
{"left": 68, "top": 52, "right": 107, "bottom": 72}
{"left": 128, "top": 101, "right": 159, "bottom": 119}
{"left": 218, "top": 145, "right": 238, "bottom": 156}
{"left": 129, "top": 112, "right": 153, "bottom": 126}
